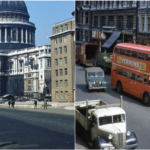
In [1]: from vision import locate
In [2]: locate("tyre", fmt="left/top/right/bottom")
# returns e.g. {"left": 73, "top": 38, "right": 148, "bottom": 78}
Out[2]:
{"left": 116, "top": 82, "right": 122, "bottom": 93}
{"left": 143, "top": 93, "right": 150, "bottom": 106}
{"left": 92, "top": 139, "right": 100, "bottom": 149}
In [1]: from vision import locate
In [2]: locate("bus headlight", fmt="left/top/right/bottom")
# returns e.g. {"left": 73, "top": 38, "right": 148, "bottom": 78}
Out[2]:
{"left": 108, "top": 134, "right": 113, "bottom": 140}
{"left": 99, "top": 81, "right": 101, "bottom": 84}
{"left": 93, "top": 81, "right": 95, "bottom": 84}
{"left": 127, "top": 131, "right": 131, "bottom": 136}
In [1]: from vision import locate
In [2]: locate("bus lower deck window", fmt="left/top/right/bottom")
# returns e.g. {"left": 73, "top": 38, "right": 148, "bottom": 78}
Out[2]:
{"left": 136, "top": 75, "right": 143, "bottom": 83}
{"left": 130, "top": 73, "right": 135, "bottom": 80}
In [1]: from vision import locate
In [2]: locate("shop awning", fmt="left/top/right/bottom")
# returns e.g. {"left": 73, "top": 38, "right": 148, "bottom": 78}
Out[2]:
{"left": 102, "top": 31, "right": 121, "bottom": 49}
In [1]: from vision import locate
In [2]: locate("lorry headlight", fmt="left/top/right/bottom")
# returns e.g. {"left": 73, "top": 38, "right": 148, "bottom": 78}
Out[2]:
{"left": 108, "top": 134, "right": 113, "bottom": 140}
{"left": 99, "top": 81, "right": 101, "bottom": 84}
{"left": 127, "top": 131, "right": 131, "bottom": 136}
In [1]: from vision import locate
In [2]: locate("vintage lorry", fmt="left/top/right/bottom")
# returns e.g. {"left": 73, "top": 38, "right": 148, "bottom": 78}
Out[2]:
{"left": 85, "top": 67, "right": 106, "bottom": 92}
{"left": 76, "top": 97, "right": 138, "bottom": 149}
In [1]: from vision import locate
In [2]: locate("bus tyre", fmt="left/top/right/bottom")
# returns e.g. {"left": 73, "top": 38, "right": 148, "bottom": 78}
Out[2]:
{"left": 143, "top": 94, "right": 150, "bottom": 106}
{"left": 117, "top": 82, "right": 122, "bottom": 93}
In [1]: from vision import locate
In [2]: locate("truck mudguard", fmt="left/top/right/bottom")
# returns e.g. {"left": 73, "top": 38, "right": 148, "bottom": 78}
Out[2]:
{"left": 94, "top": 137, "right": 113, "bottom": 149}
{"left": 126, "top": 132, "right": 138, "bottom": 149}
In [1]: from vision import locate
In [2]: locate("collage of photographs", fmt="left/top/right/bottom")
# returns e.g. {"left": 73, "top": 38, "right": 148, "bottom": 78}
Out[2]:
{"left": 0, "top": 0, "right": 150, "bottom": 149}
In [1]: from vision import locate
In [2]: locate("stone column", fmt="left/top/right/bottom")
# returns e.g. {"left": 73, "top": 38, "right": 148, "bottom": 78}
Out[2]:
{"left": 113, "top": 0, "right": 117, "bottom": 8}
{"left": 132, "top": 0, "right": 137, "bottom": 7}
{"left": 105, "top": 1, "right": 108, "bottom": 9}
{"left": 83, "top": 12, "right": 85, "bottom": 25}
{"left": 5, "top": 27, "right": 7, "bottom": 42}
{"left": 97, "top": 1, "right": 100, "bottom": 9}
{"left": 29, "top": 30, "right": 31, "bottom": 44}
{"left": 16, "top": 28, "right": 18, "bottom": 42}
{"left": 123, "top": 1, "right": 127, "bottom": 8}
{"left": 21, "top": 28, "right": 24, "bottom": 43}
{"left": 83, "top": 1, "right": 86, "bottom": 5}
{"left": 110, "top": 1, "right": 113, "bottom": 9}
{"left": 91, "top": 1, "right": 94, "bottom": 9}
{"left": 26, "top": 29, "right": 28, "bottom": 43}
{"left": 101, "top": 1, "right": 104, "bottom": 9}
{"left": 33, "top": 32, "right": 35, "bottom": 45}
{"left": 119, "top": 1, "right": 122, "bottom": 8}
{"left": 139, "top": 14, "right": 142, "bottom": 32}
{"left": 11, "top": 28, "right": 13, "bottom": 42}
{"left": 83, "top": 30, "right": 85, "bottom": 41}
{"left": 0, "top": 27, "right": 1, "bottom": 42}
{"left": 144, "top": 14, "right": 148, "bottom": 32}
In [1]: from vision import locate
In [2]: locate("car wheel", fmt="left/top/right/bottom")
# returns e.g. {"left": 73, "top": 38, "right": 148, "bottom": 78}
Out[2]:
{"left": 143, "top": 93, "right": 150, "bottom": 106}
{"left": 116, "top": 82, "right": 122, "bottom": 93}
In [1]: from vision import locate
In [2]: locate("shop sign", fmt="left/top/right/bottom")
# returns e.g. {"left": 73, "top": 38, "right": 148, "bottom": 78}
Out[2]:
{"left": 92, "top": 31, "right": 106, "bottom": 40}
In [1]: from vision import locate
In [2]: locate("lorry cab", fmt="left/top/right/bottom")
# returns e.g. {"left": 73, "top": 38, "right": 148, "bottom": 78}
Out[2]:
{"left": 85, "top": 67, "right": 106, "bottom": 92}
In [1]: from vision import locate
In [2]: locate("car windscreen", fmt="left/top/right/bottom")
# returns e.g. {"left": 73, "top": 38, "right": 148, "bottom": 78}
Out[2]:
{"left": 88, "top": 72, "right": 104, "bottom": 77}
{"left": 99, "top": 114, "right": 125, "bottom": 126}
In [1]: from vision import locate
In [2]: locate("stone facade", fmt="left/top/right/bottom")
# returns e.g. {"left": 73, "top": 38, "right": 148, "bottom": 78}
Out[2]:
{"left": 48, "top": 18, "right": 75, "bottom": 102}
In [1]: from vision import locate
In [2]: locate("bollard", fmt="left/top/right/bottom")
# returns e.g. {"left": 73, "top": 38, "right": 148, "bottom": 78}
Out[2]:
{"left": 120, "top": 95, "right": 123, "bottom": 108}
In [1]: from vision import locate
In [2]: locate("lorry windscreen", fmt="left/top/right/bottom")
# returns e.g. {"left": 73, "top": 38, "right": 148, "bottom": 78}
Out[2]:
{"left": 99, "top": 114, "right": 125, "bottom": 126}
{"left": 88, "top": 72, "right": 104, "bottom": 77}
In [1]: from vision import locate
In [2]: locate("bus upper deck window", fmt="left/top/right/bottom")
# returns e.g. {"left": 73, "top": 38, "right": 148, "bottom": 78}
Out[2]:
{"left": 114, "top": 48, "right": 119, "bottom": 54}
{"left": 125, "top": 50, "right": 131, "bottom": 57}
{"left": 120, "top": 49, "right": 125, "bottom": 55}
{"left": 138, "top": 53, "right": 145, "bottom": 60}
{"left": 132, "top": 51, "right": 138, "bottom": 58}
{"left": 146, "top": 54, "right": 150, "bottom": 61}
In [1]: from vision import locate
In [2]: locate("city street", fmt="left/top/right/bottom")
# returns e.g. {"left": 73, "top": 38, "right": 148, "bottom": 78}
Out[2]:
{"left": 76, "top": 64, "right": 150, "bottom": 149}
{"left": 0, "top": 107, "right": 74, "bottom": 149}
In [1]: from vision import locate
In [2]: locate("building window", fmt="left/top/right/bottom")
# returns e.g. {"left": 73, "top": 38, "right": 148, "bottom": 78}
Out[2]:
{"left": 64, "top": 57, "right": 67, "bottom": 64}
{"left": 60, "top": 80, "right": 63, "bottom": 87}
{"left": 55, "top": 39, "right": 57, "bottom": 45}
{"left": 55, "top": 48, "right": 58, "bottom": 55}
{"left": 47, "top": 59, "right": 50, "bottom": 67}
{"left": 64, "top": 35, "right": 67, "bottom": 42}
{"left": 40, "top": 60, "right": 42, "bottom": 69}
{"left": 64, "top": 68, "right": 67, "bottom": 75}
{"left": 101, "top": 16, "right": 105, "bottom": 27}
{"left": 142, "top": 17, "right": 144, "bottom": 31}
{"left": 60, "top": 26, "right": 63, "bottom": 32}
{"left": 64, "top": 46, "right": 67, "bottom": 53}
{"left": 94, "top": 16, "right": 98, "bottom": 27}
{"left": 55, "top": 80, "right": 58, "bottom": 88}
{"left": 28, "top": 86, "right": 31, "bottom": 91}
{"left": 56, "top": 27, "right": 58, "bottom": 34}
{"left": 65, "top": 24, "right": 68, "bottom": 30}
{"left": 55, "top": 91, "right": 59, "bottom": 99}
{"left": 117, "top": 16, "right": 123, "bottom": 29}
{"left": 127, "top": 16, "right": 133, "bottom": 29}
{"left": 85, "top": 1, "right": 89, "bottom": 5}
{"left": 60, "top": 91, "right": 63, "bottom": 99}
{"left": 59, "top": 58, "right": 63, "bottom": 65}
{"left": 59, "top": 37, "right": 62, "bottom": 43}
{"left": 55, "top": 70, "right": 58, "bottom": 77}
{"left": 55, "top": 59, "right": 58, "bottom": 66}
{"left": 65, "top": 80, "right": 68, "bottom": 87}
{"left": 60, "top": 47, "right": 62, "bottom": 54}
{"left": 85, "top": 12, "right": 89, "bottom": 24}
{"left": 60, "top": 69, "right": 63, "bottom": 76}
{"left": 28, "top": 80, "right": 31, "bottom": 84}
{"left": 65, "top": 91, "right": 68, "bottom": 99}
{"left": 108, "top": 16, "right": 114, "bottom": 26}
{"left": 148, "top": 18, "right": 150, "bottom": 31}
{"left": 85, "top": 31, "right": 88, "bottom": 41}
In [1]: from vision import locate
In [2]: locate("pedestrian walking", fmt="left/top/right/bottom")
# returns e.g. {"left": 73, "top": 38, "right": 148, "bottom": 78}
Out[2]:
{"left": 12, "top": 100, "right": 15, "bottom": 108}
{"left": 34, "top": 100, "right": 37, "bottom": 109}
{"left": 93, "top": 61, "right": 97, "bottom": 67}
{"left": 8, "top": 100, "right": 11, "bottom": 108}
{"left": 44, "top": 99, "right": 47, "bottom": 109}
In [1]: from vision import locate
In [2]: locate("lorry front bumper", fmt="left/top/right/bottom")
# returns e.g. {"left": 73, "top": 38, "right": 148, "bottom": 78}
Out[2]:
{"left": 89, "top": 86, "right": 106, "bottom": 90}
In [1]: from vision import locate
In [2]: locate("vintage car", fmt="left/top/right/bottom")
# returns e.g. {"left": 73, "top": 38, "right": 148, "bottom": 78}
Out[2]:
{"left": 85, "top": 67, "right": 106, "bottom": 92}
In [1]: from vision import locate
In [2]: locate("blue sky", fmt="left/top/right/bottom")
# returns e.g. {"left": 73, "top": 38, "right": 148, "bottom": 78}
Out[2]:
{"left": 25, "top": 1, "right": 75, "bottom": 46}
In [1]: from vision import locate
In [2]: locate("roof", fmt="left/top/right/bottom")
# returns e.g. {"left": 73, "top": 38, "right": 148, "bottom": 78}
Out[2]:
{"left": 91, "top": 107, "right": 125, "bottom": 118}
{"left": 115, "top": 43, "right": 150, "bottom": 53}
{"left": 86, "top": 67, "right": 103, "bottom": 73}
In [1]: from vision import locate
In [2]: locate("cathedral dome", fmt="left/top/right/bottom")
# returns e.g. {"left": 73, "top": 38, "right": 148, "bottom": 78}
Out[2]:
{"left": 0, "top": 1, "right": 29, "bottom": 16}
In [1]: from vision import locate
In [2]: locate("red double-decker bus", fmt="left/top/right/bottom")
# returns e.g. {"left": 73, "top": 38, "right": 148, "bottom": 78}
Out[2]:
{"left": 111, "top": 43, "right": 150, "bottom": 106}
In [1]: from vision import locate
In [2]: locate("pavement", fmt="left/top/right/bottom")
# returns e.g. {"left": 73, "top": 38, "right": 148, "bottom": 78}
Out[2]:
{"left": 0, "top": 105, "right": 75, "bottom": 116}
